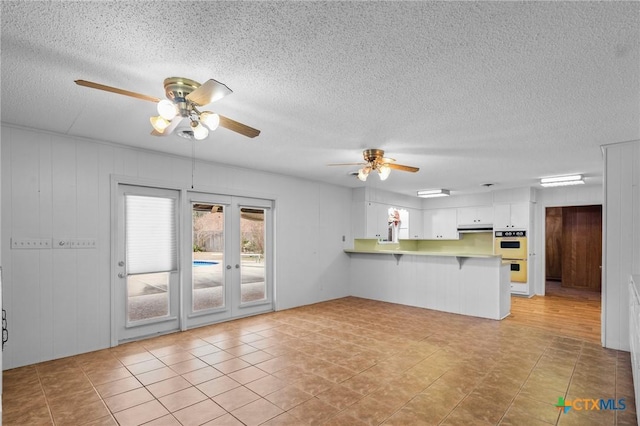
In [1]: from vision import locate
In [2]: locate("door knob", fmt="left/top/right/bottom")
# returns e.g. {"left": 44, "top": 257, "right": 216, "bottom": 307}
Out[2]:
{"left": 235, "top": 264, "right": 240, "bottom": 269}
{"left": 118, "top": 261, "right": 125, "bottom": 267}
{"left": 118, "top": 273, "right": 125, "bottom": 278}
{"left": 226, "top": 265, "right": 231, "bottom": 270}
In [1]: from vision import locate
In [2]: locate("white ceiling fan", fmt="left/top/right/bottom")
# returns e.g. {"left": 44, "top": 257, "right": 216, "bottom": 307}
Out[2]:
{"left": 75, "top": 77, "right": 260, "bottom": 140}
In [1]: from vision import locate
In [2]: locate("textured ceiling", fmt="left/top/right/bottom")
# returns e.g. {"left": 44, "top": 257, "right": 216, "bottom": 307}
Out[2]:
{"left": 2, "top": 2, "right": 639, "bottom": 197}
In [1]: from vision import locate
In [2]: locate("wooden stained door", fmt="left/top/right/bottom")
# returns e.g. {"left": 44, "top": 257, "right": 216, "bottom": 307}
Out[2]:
{"left": 561, "top": 205, "right": 602, "bottom": 291}
{"left": 545, "top": 207, "right": 563, "bottom": 281}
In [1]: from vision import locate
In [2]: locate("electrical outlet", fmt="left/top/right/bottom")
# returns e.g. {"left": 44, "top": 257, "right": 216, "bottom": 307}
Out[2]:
{"left": 11, "top": 238, "right": 51, "bottom": 249}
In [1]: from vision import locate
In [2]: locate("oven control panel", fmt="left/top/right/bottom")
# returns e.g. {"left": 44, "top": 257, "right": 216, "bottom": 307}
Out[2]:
{"left": 495, "top": 230, "right": 526, "bottom": 238}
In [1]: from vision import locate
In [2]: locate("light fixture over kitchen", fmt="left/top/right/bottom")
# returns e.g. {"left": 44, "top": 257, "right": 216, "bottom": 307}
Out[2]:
{"left": 417, "top": 189, "right": 450, "bottom": 198}
{"left": 540, "top": 175, "right": 585, "bottom": 187}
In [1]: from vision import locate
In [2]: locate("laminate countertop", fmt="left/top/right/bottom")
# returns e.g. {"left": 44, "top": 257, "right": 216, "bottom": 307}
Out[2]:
{"left": 344, "top": 249, "right": 500, "bottom": 259}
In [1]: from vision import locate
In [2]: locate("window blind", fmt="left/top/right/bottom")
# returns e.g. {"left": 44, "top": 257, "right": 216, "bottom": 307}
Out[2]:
{"left": 125, "top": 195, "right": 177, "bottom": 275}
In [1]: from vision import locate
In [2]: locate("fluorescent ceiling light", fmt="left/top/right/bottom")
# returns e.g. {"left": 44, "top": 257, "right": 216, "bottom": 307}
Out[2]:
{"left": 540, "top": 175, "right": 584, "bottom": 187}
{"left": 417, "top": 189, "right": 450, "bottom": 198}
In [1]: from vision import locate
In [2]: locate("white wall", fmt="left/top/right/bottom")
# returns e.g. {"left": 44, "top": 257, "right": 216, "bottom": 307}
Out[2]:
{"left": 0, "top": 125, "right": 352, "bottom": 369}
{"left": 603, "top": 140, "right": 640, "bottom": 351}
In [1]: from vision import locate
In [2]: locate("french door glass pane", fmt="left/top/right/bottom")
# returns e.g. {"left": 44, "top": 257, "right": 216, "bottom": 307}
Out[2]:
{"left": 192, "top": 204, "right": 225, "bottom": 311}
{"left": 127, "top": 272, "right": 169, "bottom": 322}
{"left": 240, "top": 207, "right": 266, "bottom": 303}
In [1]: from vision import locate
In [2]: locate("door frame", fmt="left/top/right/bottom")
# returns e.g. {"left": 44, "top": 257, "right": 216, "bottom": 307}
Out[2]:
{"left": 538, "top": 202, "right": 604, "bottom": 297}
{"left": 110, "top": 175, "right": 277, "bottom": 347}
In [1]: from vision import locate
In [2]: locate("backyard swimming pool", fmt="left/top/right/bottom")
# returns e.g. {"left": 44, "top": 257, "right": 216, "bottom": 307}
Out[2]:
{"left": 193, "top": 260, "right": 219, "bottom": 267}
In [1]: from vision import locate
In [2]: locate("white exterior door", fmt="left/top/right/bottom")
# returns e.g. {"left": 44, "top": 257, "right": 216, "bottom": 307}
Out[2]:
{"left": 115, "top": 185, "right": 180, "bottom": 342}
{"left": 184, "top": 193, "right": 273, "bottom": 328}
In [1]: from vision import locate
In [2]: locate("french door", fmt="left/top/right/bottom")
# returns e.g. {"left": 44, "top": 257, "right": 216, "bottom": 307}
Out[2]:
{"left": 185, "top": 193, "right": 273, "bottom": 328}
{"left": 114, "top": 184, "right": 274, "bottom": 343}
{"left": 115, "top": 185, "right": 181, "bottom": 342}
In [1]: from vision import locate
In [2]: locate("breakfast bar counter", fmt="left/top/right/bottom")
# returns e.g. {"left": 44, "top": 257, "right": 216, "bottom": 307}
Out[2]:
{"left": 345, "top": 249, "right": 511, "bottom": 320}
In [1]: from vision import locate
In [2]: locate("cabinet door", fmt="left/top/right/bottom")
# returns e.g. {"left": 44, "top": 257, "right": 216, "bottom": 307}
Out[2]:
{"left": 424, "top": 209, "right": 458, "bottom": 239}
{"left": 476, "top": 206, "right": 494, "bottom": 225}
{"left": 407, "top": 208, "right": 423, "bottom": 239}
{"left": 457, "top": 206, "right": 494, "bottom": 226}
{"left": 456, "top": 207, "right": 477, "bottom": 226}
{"left": 439, "top": 210, "right": 459, "bottom": 239}
{"left": 509, "top": 203, "right": 529, "bottom": 229}
{"left": 365, "top": 202, "right": 386, "bottom": 239}
{"left": 493, "top": 204, "right": 512, "bottom": 229}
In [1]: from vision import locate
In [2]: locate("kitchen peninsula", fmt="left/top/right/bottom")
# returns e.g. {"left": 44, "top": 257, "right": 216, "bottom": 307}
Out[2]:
{"left": 345, "top": 237, "right": 511, "bottom": 320}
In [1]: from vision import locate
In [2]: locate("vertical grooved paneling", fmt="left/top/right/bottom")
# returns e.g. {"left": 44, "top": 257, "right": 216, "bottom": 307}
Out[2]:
{"left": 605, "top": 145, "right": 622, "bottom": 349}
{"left": 39, "top": 135, "right": 54, "bottom": 361}
{"left": 10, "top": 129, "right": 42, "bottom": 365}
{"left": 98, "top": 144, "right": 115, "bottom": 345}
{"left": 603, "top": 141, "right": 640, "bottom": 351}
{"left": 51, "top": 136, "right": 78, "bottom": 358}
{"left": 1, "top": 128, "right": 13, "bottom": 367}
{"left": 75, "top": 142, "right": 100, "bottom": 353}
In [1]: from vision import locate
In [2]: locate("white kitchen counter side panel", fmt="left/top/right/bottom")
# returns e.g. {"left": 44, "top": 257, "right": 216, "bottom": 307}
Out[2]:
{"left": 348, "top": 252, "right": 509, "bottom": 320}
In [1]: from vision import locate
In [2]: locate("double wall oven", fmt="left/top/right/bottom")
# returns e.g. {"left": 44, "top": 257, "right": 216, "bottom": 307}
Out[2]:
{"left": 494, "top": 230, "right": 527, "bottom": 283}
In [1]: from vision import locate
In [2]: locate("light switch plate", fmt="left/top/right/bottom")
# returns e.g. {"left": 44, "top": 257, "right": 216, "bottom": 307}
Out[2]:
{"left": 53, "top": 238, "right": 97, "bottom": 249}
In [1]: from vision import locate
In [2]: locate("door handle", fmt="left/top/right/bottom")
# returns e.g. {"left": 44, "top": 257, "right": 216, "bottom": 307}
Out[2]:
{"left": 118, "top": 261, "right": 125, "bottom": 267}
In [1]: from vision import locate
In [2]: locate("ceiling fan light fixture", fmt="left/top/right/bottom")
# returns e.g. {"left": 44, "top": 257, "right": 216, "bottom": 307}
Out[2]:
{"left": 358, "top": 167, "right": 370, "bottom": 182}
{"left": 378, "top": 164, "right": 391, "bottom": 180}
{"left": 200, "top": 111, "right": 220, "bottom": 130}
{"left": 157, "top": 99, "right": 178, "bottom": 120}
{"left": 191, "top": 122, "right": 209, "bottom": 140}
{"left": 150, "top": 115, "right": 170, "bottom": 133}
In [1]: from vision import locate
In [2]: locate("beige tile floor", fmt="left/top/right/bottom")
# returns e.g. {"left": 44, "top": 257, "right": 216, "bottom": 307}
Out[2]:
{"left": 3, "top": 296, "right": 637, "bottom": 425}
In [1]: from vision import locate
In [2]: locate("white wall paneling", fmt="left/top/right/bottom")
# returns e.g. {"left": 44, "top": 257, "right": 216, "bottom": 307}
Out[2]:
{"left": 1, "top": 125, "right": 352, "bottom": 369}
{"left": 349, "top": 253, "right": 509, "bottom": 320}
{"left": 602, "top": 140, "right": 640, "bottom": 351}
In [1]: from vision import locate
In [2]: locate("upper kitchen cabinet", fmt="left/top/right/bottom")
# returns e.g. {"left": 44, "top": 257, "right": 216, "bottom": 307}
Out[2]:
{"left": 493, "top": 203, "right": 530, "bottom": 230}
{"left": 365, "top": 202, "right": 391, "bottom": 239}
{"left": 423, "top": 208, "right": 459, "bottom": 240}
{"left": 457, "top": 206, "right": 493, "bottom": 227}
{"left": 407, "top": 208, "right": 423, "bottom": 239}
{"left": 353, "top": 202, "right": 411, "bottom": 240}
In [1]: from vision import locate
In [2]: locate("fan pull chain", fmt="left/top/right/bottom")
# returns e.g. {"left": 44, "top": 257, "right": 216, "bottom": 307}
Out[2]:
{"left": 191, "top": 140, "right": 195, "bottom": 189}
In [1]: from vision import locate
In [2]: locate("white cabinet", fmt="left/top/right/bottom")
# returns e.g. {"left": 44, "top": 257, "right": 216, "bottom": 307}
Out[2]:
{"left": 407, "top": 208, "right": 423, "bottom": 239}
{"left": 493, "top": 203, "right": 529, "bottom": 230}
{"left": 362, "top": 202, "right": 411, "bottom": 240}
{"left": 457, "top": 206, "right": 493, "bottom": 226}
{"left": 365, "top": 202, "right": 391, "bottom": 239}
{"left": 423, "top": 208, "right": 459, "bottom": 240}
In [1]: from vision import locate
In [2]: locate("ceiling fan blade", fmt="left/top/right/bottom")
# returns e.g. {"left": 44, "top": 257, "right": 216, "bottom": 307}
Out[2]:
{"left": 379, "top": 157, "right": 396, "bottom": 163}
{"left": 75, "top": 79, "right": 160, "bottom": 103}
{"left": 327, "top": 162, "right": 367, "bottom": 166}
{"left": 186, "top": 79, "right": 233, "bottom": 106}
{"left": 151, "top": 117, "right": 183, "bottom": 136}
{"left": 218, "top": 114, "right": 261, "bottom": 138}
{"left": 388, "top": 163, "right": 420, "bottom": 173}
